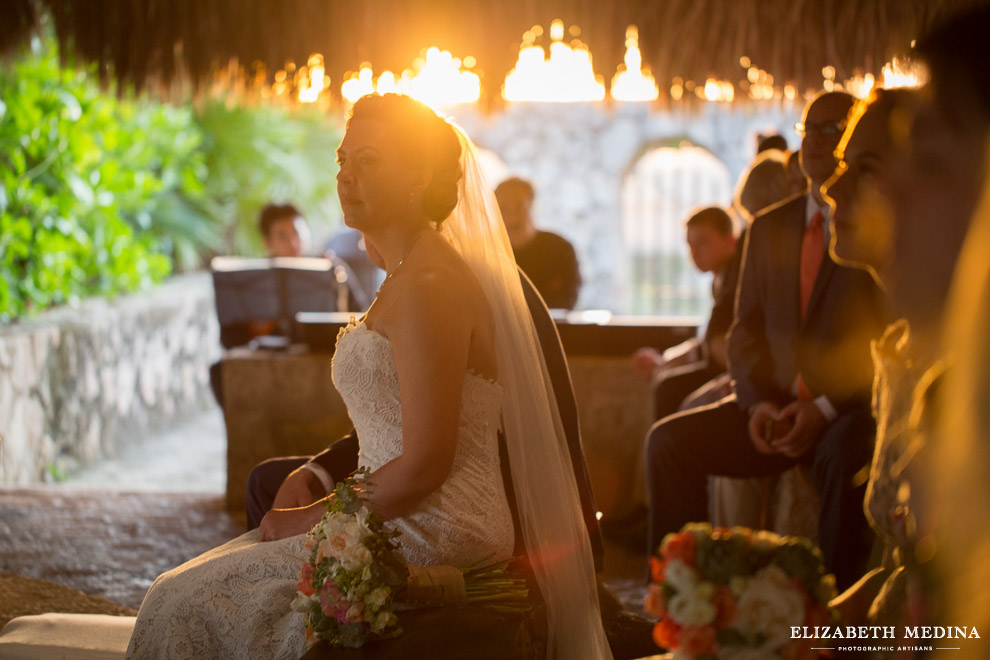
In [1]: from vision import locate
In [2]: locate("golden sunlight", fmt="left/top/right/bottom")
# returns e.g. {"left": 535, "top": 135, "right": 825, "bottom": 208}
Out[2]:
{"left": 298, "top": 54, "right": 328, "bottom": 103}
{"left": 841, "top": 57, "right": 926, "bottom": 99}
{"left": 610, "top": 26, "right": 659, "bottom": 102}
{"left": 502, "top": 19, "right": 606, "bottom": 102}
{"left": 744, "top": 64, "right": 777, "bottom": 101}
{"left": 700, "top": 77, "right": 735, "bottom": 102}
{"left": 340, "top": 48, "right": 480, "bottom": 108}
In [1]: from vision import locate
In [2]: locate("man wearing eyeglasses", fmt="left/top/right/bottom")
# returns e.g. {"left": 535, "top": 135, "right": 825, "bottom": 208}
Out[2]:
{"left": 645, "top": 91, "right": 890, "bottom": 591}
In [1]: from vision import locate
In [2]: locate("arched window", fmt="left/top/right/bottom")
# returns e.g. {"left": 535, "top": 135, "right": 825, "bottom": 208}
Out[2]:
{"left": 619, "top": 140, "right": 733, "bottom": 317}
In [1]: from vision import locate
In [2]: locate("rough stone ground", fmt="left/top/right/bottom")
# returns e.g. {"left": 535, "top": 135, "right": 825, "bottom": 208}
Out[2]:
{"left": 0, "top": 405, "right": 647, "bottom": 618}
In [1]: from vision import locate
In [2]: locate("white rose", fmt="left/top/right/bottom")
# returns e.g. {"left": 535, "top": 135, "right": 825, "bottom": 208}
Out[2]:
{"left": 290, "top": 592, "right": 318, "bottom": 613}
{"left": 731, "top": 565, "right": 805, "bottom": 651}
{"left": 664, "top": 558, "right": 699, "bottom": 594}
{"left": 339, "top": 542, "right": 373, "bottom": 571}
{"left": 667, "top": 588, "right": 717, "bottom": 626}
{"left": 366, "top": 587, "right": 389, "bottom": 611}
{"left": 370, "top": 610, "right": 394, "bottom": 634}
{"left": 355, "top": 507, "right": 374, "bottom": 538}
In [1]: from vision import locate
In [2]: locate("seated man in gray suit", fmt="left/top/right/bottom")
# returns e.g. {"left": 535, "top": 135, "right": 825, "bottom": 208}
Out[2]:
{"left": 646, "top": 91, "right": 889, "bottom": 591}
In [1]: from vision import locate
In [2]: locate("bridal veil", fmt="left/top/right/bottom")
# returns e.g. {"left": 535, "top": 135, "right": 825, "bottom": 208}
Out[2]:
{"left": 437, "top": 119, "right": 612, "bottom": 660}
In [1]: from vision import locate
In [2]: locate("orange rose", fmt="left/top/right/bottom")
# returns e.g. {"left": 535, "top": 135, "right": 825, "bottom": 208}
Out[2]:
{"left": 652, "top": 617, "right": 680, "bottom": 650}
{"left": 680, "top": 625, "right": 718, "bottom": 656}
{"left": 644, "top": 583, "right": 667, "bottom": 619}
{"left": 649, "top": 556, "right": 667, "bottom": 583}
{"left": 662, "top": 531, "right": 698, "bottom": 567}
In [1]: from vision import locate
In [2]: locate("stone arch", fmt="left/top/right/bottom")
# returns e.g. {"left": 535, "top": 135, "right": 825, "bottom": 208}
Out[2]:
{"left": 618, "top": 138, "right": 733, "bottom": 316}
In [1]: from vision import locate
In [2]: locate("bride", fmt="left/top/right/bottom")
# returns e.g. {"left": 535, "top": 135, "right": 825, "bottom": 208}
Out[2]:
{"left": 125, "top": 93, "right": 611, "bottom": 660}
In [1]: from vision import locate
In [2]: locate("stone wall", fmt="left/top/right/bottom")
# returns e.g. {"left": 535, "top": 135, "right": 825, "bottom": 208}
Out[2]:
{"left": 0, "top": 273, "right": 219, "bottom": 485}
{"left": 452, "top": 101, "right": 803, "bottom": 310}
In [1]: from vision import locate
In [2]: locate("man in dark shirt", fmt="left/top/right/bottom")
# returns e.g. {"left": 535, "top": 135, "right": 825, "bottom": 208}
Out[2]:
{"left": 495, "top": 177, "right": 581, "bottom": 310}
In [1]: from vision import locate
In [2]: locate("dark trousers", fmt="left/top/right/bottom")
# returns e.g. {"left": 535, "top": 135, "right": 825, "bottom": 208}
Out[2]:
{"left": 245, "top": 432, "right": 360, "bottom": 530}
{"left": 653, "top": 361, "right": 723, "bottom": 421}
{"left": 646, "top": 396, "right": 876, "bottom": 591}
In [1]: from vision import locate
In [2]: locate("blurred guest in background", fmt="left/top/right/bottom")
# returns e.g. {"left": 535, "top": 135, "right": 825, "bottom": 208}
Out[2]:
{"left": 646, "top": 91, "right": 888, "bottom": 591}
{"left": 734, "top": 149, "right": 792, "bottom": 224}
{"left": 259, "top": 202, "right": 310, "bottom": 258}
{"left": 495, "top": 176, "right": 581, "bottom": 309}
{"left": 756, "top": 132, "right": 788, "bottom": 154}
{"left": 631, "top": 207, "right": 736, "bottom": 420}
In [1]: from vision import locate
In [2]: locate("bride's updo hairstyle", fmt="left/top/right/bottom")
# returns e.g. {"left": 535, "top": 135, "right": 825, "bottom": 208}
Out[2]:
{"left": 347, "top": 94, "right": 463, "bottom": 229}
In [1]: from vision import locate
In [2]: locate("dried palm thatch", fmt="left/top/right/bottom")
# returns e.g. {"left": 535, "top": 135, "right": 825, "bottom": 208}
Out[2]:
{"left": 1, "top": 0, "right": 985, "bottom": 105}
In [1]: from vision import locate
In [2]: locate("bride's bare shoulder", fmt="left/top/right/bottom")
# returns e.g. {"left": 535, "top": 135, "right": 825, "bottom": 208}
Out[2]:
{"left": 373, "top": 238, "right": 490, "bottom": 332}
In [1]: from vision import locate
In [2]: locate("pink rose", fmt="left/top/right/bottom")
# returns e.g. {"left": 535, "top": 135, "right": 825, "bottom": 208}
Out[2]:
{"left": 319, "top": 582, "right": 350, "bottom": 618}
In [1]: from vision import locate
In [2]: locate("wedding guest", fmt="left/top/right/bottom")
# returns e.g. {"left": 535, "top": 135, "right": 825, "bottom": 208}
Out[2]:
{"left": 495, "top": 176, "right": 581, "bottom": 309}
{"left": 209, "top": 203, "right": 365, "bottom": 407}
{"left": 259, "top": 202, "right": 310, "bottom": 258}
{"left": 756, "top": 133, "right": 788, "bottom": 154}
{"left": 645, "top": 91, "right": 888, "bottom": 591}
{"left": 734, "top": 149, "right": 791, "bottom": 224}
{"left": 675, "top": 149, "right": 794, "bottom": 411}
{"left": 630, "top": 207, "right": 736, "bottom": 420}
{"left": 818, "top": 88, "right": 921, "bottom": 634}
{"left": 821, "top": 6, "right": 990, "bottom": 647}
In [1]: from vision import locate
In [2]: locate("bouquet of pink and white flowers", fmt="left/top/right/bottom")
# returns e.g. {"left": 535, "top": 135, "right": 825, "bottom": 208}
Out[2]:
{"left": 291, "top": 469, "right": 408, "bottom": 647}
{"left": 292, "top": 468, "right": 529, "bottom": 649}
{"left": 644, "top": 523, "right": 837, "bottom": 660}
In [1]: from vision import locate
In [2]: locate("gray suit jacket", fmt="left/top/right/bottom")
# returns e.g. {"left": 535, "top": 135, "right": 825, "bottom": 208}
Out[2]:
{"left": 728, "top": 194, "right": 888, "bottom": 414}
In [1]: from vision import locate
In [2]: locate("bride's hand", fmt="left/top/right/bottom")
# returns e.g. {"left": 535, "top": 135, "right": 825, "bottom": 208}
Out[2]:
{"left": 258, "top": 502, "right": 324, "bottom": 542}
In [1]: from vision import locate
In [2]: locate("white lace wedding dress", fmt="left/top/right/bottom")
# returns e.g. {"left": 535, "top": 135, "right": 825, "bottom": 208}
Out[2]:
{"left": 125, "top": 321, "right": 514, "bottom": 660}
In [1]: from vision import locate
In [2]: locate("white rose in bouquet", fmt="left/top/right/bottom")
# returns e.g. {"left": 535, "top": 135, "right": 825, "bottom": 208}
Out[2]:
{"left": 731, "top": 565, "right": 805, "bottom": 652}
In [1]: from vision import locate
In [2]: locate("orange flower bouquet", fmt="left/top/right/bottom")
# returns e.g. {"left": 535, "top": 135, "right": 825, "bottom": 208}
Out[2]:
{"left": 644, "top": 523, "right": 837, "bottom": 660}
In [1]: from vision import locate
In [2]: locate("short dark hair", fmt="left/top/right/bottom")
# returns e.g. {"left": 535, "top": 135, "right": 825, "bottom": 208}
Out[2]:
{"left": 259, "top": 203, "right": 301, "bottom": 238}
{"left": 686, "top": 206, "right": 733, "bottom": 236}
{"left": 757, "top": 134, "right": 789, "bottom": 154}
{"left": 495, "top": 177, "right": 535, "bottom": 202}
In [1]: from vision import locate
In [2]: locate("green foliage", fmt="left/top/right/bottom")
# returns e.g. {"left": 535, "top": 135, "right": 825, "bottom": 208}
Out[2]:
{"left": 0, "top": 32, "right": 343, "bottom": 322}
{"left": 0, "top": 36, "right": 207, "bottom": 320}
{"left": 196, "top": 101, "right": 342, "bottom": 257}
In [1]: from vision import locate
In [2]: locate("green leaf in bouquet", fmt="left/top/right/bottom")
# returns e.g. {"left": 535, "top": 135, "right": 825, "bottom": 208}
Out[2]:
{"left": 373, "top": 553, "right": 411, "bottom": 588}
{"left": 696, "top": 535, "right": 752, "bottom": 586}
{"left": 771, "top": 540, "right": 831, "bottom": 600}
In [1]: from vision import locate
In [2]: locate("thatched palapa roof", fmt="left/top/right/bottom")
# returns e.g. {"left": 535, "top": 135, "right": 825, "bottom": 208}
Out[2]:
{"left": 2, "top": 0, "right": 986, "bottom": 105}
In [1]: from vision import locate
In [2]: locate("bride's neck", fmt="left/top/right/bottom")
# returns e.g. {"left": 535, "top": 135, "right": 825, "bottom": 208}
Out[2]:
{"left": 368, "top": 223, "right": 430, "bottom": 274}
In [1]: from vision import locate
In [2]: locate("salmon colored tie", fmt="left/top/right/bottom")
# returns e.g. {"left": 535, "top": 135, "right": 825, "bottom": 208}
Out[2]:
{"left": 800, "top": 211, "right": 825, "bottom": 318}
{"left": 797, "top": 211, "right": 825, "bottom": 402}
